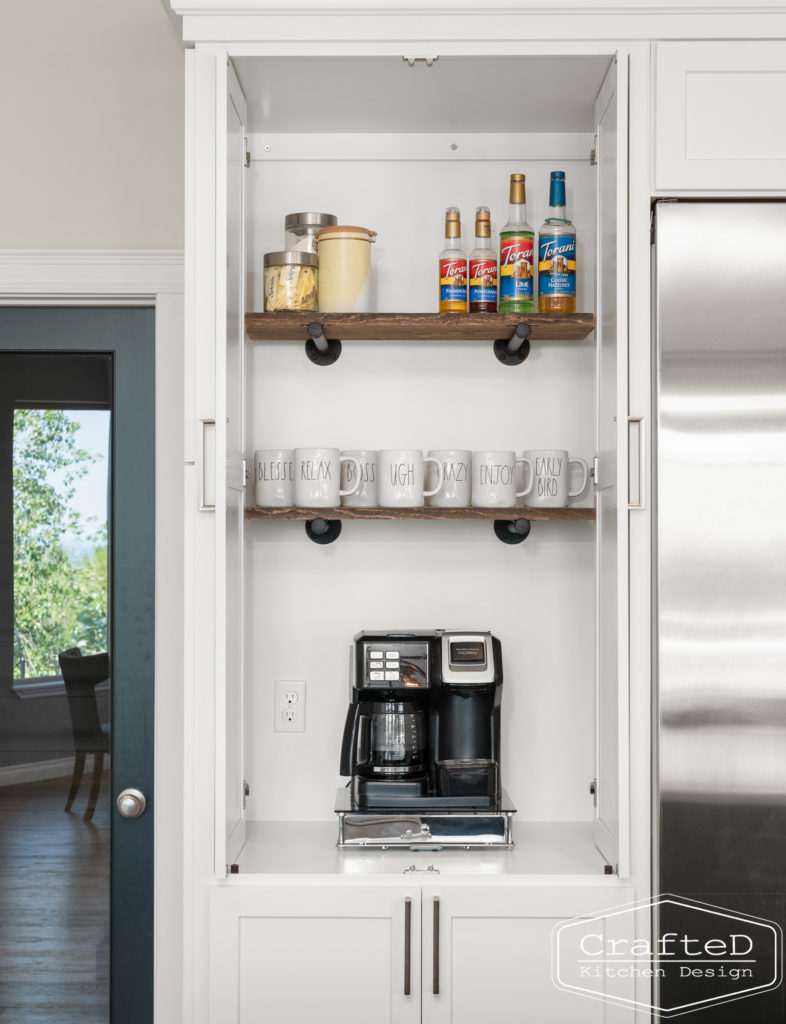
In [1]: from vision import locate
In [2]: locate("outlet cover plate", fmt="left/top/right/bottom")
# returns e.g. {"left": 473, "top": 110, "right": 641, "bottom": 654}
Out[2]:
{"left": 274, "top": 680, "right": 306, "bottom": 732}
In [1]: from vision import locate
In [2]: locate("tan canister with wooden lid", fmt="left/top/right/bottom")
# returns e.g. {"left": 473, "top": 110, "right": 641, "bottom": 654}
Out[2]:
{"left": 316, "top": 225, "right": 377, "bottom": 313}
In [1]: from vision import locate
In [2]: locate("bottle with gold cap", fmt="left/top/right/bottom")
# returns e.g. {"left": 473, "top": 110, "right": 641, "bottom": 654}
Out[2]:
{"left": 438, "top": 207, "right": 468, "bottom": 313}
{"left": 469, "top": 207, "right": 498, "bottom": 313}
{"left": 499, "top": 174, "right": 535, "bottom": 313}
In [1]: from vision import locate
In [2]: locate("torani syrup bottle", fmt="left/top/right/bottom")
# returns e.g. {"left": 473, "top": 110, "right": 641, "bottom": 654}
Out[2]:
{"left": 499, "top": 174, "right": 534, "bottom": 313}
{"left": 438, "top": 207, "right": 468, "bottom": 313}
{"left": 469, "top": 207, "right": 498, "bottom": 313}
{"left": 538, "top": 171, "right": 576, "bottom": 314}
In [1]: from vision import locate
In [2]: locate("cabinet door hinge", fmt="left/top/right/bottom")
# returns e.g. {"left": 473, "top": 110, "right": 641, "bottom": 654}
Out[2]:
{"left": 241, "top": 458, "right": 248, "bottom": 487}
{"left": 244, "top": 137, "right": 251, "bottom": 168}
{"left": 590, "top": 135, "right": 598, "bottom": 166}
{"left": 589, "top": 777, "right": 598, "bottom": 807}
{"left": 243, "top": 780, "right": 250, "bottom": 809}
{"left": 591, "top": 455, "right": 600, "bottom": 489}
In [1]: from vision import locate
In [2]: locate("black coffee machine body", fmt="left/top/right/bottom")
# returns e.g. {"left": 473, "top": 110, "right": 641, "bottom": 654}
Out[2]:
{"left": 340, "top": 630, "right": 504, "bottom": 811}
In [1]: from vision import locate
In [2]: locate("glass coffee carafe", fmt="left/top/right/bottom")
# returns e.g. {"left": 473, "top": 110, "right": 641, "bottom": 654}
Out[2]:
{"left": 361, "top": 700, "right": 426, "bottom": 777}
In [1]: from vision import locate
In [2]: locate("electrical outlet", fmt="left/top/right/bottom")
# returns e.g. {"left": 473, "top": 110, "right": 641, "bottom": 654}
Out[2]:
{"left": 275, "top": 680, "right": 306, "bottom": 732}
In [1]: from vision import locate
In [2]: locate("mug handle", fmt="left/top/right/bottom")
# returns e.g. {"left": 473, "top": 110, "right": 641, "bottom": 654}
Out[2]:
{"left": 423, "top": 456, "right": 444, "bottom": 498}
{"left": 515, "top": 457, "right": 534, "bottom": 499}
{"left": 568, "top": 458, "right": 589, "bottom": 498}
{"left": 339, "top": 455, "right": 362, "bottom": 496}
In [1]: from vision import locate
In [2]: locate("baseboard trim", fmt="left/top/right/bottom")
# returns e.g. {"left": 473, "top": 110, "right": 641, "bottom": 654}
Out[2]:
{"left": 0, "top": 755, "right": 104, "bottom": 787}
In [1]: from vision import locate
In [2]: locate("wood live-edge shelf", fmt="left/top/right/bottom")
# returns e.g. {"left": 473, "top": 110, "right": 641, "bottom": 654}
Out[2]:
{"left": 245, "top": 506, "right": 595, "bottom": 522}
{"left": 245, "top": 311, "right": 595, "bottom": 342}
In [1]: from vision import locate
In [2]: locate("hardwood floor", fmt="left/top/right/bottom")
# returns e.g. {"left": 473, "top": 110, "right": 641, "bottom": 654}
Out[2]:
{"left": 0, "top": 770, "right": 109, "bottom": 1023}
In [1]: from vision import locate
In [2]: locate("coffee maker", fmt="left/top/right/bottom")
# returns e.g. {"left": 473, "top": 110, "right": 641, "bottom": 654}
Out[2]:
{"left": 336, "top": 630, "right": 516, "bottom": 848}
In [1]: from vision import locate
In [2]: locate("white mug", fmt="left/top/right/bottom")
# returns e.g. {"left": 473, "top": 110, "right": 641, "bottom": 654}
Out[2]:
{"left": 426, "top": 450, "right": 472, "bottom": 508}
{"left": 472, "top": 451, "right": 529, "bottom": 508}
{"left": 254, "top": 449, "right": 294, "bottom": 507}
{"left": 293, "top": 448, "right": 360, "bottom": 507}
{"left": 520, "top": 449, "right": 589, "bottom": 507}
{"left": 377, "top": 450, "right": 443, "bottom": 508}
{"left": 340, "top": 450, "right": 378, "bottom": 507}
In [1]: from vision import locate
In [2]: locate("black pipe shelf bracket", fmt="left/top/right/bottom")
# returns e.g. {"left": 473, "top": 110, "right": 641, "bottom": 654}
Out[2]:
{"left": 494, "top": 518, "right": 531, "bottom": 544}
{"left": 306, "top": 322, "right": 342, "bottom": 366}
{"left": 493, "top": 323, "right": 531, "bottom": 366}
{"left": 305, "top": 518, "right": 342, "bottom": 544}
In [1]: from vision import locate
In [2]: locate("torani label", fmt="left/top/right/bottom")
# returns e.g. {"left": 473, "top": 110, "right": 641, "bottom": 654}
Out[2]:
{"left": 469, "top": 257, "right": 498, "bottom": 309}
{"left": 538, "top": 234, "right": 576, "bottom": 299}
{"left": 439, "top": 258, "right": 468, "bottom": 311}
{"left": 499, "top": 233, "right": 534, "bottom": 303}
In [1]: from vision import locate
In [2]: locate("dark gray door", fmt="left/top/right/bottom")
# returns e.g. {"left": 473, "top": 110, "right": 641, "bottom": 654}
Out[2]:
{"left": 0, "top": 307, "right": 154, "bottom": 1023}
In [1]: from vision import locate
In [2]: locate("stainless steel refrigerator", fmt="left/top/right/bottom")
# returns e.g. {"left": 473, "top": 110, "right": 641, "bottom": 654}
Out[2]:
{"left": 654, "top": 201, "right": 786, "bottom": 1020}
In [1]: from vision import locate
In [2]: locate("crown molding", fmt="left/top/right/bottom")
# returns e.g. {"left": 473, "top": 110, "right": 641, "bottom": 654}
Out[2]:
{"left": 0, "top": 250, "right": 184, "bottom": 303}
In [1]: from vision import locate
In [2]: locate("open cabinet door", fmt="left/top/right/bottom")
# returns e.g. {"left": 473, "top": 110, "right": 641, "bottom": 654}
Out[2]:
{"left": 215, "top": 60, "right": 248, "bottom": 874}
{"left": 593, "top": 53, "right": 630, "bottom": 876}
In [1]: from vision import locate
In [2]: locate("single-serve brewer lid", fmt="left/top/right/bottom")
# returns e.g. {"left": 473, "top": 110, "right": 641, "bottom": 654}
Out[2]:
{"left": 285, "top": 212, "right": 337, "bottom": 230}
{"left": 263, "top": 250, "right": 318, "bottom": 268}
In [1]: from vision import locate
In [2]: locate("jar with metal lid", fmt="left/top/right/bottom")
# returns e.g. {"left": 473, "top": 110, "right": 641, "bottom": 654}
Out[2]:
{"left": 263, "top": 251, "right": 318, "bottom": 311}
{"left": 284, "top": 212, "right": 337, "bottom": 255}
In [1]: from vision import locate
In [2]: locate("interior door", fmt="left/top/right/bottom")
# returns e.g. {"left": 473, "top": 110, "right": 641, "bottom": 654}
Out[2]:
{"left": 593, "top": 53, "right": 630, "bottom": 875}
{"left": 215, "top": 59, "right": 248, "bottom": 872}
{"left": 0, "top": 307, "right": 155, "bottom": 1024}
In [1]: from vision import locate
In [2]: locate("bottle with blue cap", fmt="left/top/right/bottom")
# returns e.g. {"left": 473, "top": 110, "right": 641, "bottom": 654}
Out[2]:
{"left": 538, "top": 171, "right": 576, "bottom": 314}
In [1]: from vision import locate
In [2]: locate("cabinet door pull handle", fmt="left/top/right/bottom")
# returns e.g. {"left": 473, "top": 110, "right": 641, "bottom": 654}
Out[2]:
{"left": 627, "top": 416, "right": 646, "bottom": 509}
{"left": 197, "top": 418, "right": 216, "bottom": 511}
{"left": 404, "top": 897, "right": 412, "bottom": 996}
{"left": 433, "top": 896, "right": 440, "bottom": 995}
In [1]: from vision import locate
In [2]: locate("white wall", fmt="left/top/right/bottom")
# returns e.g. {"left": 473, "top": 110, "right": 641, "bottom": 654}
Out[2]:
{"left": 0, "top": 0, "right": 184, "bottom": 249}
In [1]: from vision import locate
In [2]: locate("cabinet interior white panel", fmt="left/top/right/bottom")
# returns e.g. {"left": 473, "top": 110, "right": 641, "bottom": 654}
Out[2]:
{"left": 234, "top": 54, "right": 612, "bottom": 134}
{"left": 235, "top": 51, "right": 610, "bottom": 831}
{"left": 243, "top": 163, "right": 596, "bottom": 824}
{"left": 246, "top": 154, "right": 596, "bottom": 315}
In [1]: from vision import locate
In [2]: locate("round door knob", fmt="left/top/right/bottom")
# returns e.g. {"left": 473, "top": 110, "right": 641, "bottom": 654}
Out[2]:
{"left": 116, "top": 788, "right": 147, "bottom": 818}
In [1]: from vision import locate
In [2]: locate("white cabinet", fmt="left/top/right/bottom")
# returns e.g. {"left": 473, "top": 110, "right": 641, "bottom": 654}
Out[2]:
{"left": 184, "top": 20, "right": 639, "bottom": 1024}
{"left": 210, "top": 882, "right": 635, "bottom": 1024}
{"left": 655, "top": 42, "right": 786, "bottom": 191}
{"left": 209, "top": 883, "right": 421, "bottom": 1024}
{"left": 422, "top": 885, "right": 635, "bottom": 1024}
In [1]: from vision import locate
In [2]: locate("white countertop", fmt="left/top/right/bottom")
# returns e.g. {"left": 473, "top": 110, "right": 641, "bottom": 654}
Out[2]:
{"left": 234, "top": 819, "right": 615, "bottom": 880}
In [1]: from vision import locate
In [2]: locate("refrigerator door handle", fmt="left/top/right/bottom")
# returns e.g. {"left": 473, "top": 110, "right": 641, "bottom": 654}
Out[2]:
{"left": 627, "top": 416, "right": 646, "bottom": 510}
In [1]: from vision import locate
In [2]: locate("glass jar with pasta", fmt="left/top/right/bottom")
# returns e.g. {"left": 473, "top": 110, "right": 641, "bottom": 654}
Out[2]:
{"left": 263, "top": 251, "right": 318, "bottom": 311}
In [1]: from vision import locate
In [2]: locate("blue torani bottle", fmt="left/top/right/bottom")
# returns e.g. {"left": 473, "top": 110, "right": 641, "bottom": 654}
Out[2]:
{"left": 538, "top": 171, "right": 576, "bottom": 314}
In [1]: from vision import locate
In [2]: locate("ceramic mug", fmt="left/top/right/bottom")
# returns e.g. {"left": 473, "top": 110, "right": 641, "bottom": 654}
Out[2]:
{"left": 377, "top": 450, "right": 444, "bottom": 508}
{"left": 426, "top": 450, "right": 472, "bottom": 508}
{"left": 340, "top": 450, "right": 378, "bottom": 507}
{"left": 520, "top": 449, "right": 589, "bottom": 507}
{"left": 472, "top": 451, "right": 529, "bottom": 508}
{"left": 293, "top": 447, "right": 361, "bottom": 507}
{"left": 254, "top": 449, "right": 294, "bottom": 507}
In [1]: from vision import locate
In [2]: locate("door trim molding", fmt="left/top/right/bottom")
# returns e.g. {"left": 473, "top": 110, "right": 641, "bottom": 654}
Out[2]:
{"left": 0, "top": 250, "right": 184, "bottom": 303}
{"left": 0, "top": 252, "right": 185, "bottom": 1024}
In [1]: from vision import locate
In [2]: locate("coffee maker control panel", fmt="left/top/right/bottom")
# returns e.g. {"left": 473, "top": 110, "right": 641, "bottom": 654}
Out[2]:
{"left": 440, "top": 632, "right": 496, "bottom": 685}
{"left": 358, "top": 640, "right": 430, "bottom": 689}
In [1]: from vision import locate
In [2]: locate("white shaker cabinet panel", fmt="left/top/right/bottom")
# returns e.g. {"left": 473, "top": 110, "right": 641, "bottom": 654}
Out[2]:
{"left": 655, "top": 42, "right": 786, "bottom": 191}
{"left": 422, "top": 886, "right": 635, "bottom": 1024}
{"left": 209, "top": 884, "right": 421, "bottom": 1024}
